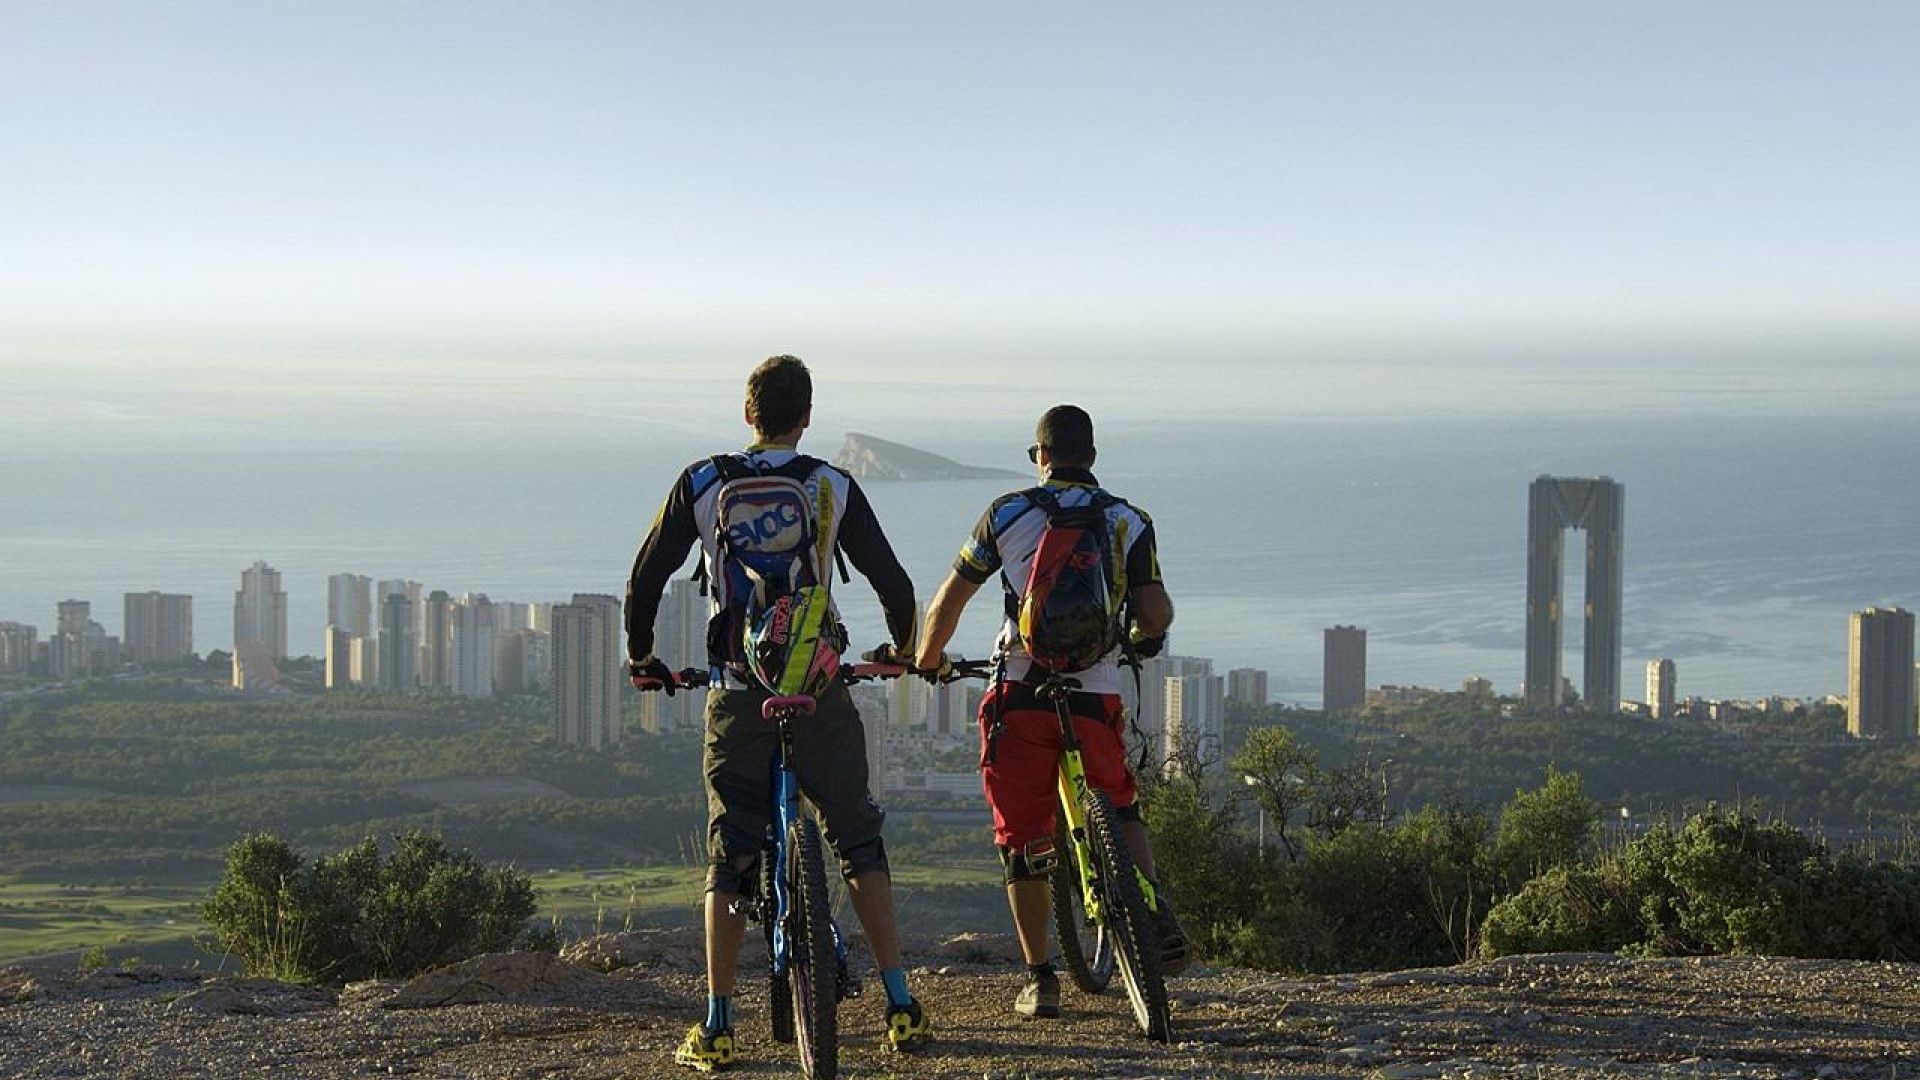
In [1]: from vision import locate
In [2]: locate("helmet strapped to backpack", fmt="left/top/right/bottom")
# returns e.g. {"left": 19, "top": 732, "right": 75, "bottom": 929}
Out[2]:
{"left": 1011, "top": 487, "right": 1129, "bottom": 674}
{"left": 702, "top": 453, "right": 848, "bottom": 693}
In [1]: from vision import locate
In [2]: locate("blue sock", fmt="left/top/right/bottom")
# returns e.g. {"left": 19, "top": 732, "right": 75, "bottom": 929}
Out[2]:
{"left": 705, "top": 995, "right": 732, "bottom": 1031}
{"left": 880, "top": 967, "right": 911, "bottom": 1007}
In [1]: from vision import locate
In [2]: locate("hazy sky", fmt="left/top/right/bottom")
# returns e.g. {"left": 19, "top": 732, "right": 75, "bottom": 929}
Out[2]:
{"left": 4, "top": 2, "right": 1917, "bottom": 433}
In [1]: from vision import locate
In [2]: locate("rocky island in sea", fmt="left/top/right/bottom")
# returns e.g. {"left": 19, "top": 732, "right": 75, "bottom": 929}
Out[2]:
{"left": 830, "top": 432, "right": 1025, "bottom": 481}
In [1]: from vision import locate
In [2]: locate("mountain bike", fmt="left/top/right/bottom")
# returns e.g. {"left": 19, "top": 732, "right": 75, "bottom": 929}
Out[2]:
{"left": 644, "top": 660, "right": 906, "bottom": 1080}
{"left": 953, "top": 659, "right": 1172, "bottom": 1042}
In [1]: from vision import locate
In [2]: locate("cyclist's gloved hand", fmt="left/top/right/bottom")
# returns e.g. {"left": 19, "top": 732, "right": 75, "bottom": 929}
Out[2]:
{"left": 914, "top": 651, "right": 955, "bottom": 684}
{"left": 1127, "top": 625, "right": 1166, "bottom": 660}
{"left": 629, "top": 656, "right": 675, "bottom": 695}
{"left": 861, "top": 644, "right": 910, "bottom": 668}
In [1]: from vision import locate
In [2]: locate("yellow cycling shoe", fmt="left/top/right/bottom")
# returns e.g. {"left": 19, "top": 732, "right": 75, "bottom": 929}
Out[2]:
{"left": 673, "top": 1024, "right": 736, "bottom": 1072}
{"left": 884, "top": 997, "right": 934, "bottom": 1052}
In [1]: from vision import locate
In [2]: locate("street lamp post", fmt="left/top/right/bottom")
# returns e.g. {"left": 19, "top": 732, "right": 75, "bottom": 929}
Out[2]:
{"left": 1242, "top": 774, "right": 1265, "bottom": 859}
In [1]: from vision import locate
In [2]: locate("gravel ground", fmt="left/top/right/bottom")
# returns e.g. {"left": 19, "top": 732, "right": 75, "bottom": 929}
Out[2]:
{"left": 5, "top": 948, "right": 1919, "bottom": 1079}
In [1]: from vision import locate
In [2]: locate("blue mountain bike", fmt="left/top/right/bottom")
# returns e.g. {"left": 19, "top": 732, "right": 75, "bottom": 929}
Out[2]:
{"left": 654, "top": 661, "right": 904, "bottom": 1080}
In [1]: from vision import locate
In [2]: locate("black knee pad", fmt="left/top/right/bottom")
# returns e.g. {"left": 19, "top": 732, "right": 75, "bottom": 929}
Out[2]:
{"left": 707, "top": 854, "right": 760, "bottom": 897}
{"left": 1115, "top": 802, "right": 1143, "bottom": 824}
{"left": 837, "top": 835, "right": 889, "bottom": 882}
{"left": 1000, "top": 838, "right": 1059, "bottom": 884}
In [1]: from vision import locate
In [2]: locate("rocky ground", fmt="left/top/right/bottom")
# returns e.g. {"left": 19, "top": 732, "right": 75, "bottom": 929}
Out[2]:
{"left": 4, "top": 930, "right": 1918, "bottom": 1079}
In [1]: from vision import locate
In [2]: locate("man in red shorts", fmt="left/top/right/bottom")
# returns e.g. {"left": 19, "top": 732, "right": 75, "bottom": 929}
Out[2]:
{"left": 913, "top": 404, "right": 1187, "bottom": 1019}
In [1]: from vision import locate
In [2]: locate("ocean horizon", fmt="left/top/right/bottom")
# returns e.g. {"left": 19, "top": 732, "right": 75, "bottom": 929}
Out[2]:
{"left": 4, "top": 413, "right": 1913, "bottom": 707}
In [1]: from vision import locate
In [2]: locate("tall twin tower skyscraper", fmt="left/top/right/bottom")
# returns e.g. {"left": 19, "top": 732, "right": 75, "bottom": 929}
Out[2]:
{"left": 1524, "top": 476, "right": 1625, "bottom": 713}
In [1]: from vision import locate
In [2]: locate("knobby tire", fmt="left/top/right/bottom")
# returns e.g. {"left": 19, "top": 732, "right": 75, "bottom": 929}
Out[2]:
{"left": 765, "top": 852, "right": 794, "bottom": 1044}
{"left": 1051, "top": 812, "right": 1115, "bottom": 993}
{"left": 1081, "top": 788, "right": 1171, "bottom": 1041}
{"left": 789, "top": 817, "right": 839, "bottom": 1079}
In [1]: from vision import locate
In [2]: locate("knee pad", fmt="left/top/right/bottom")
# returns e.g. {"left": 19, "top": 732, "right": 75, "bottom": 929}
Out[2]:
{"left": 1114, "top": 802, "right": 1143, "bottom": 824}
{"left": 1000, "top": 838, "right": 1059, "bottom": 884}
{"left": 837, "top": 835, "right": 889, "bottom": 882}
{"left": 706, "top": 854, "right": 760, "bottom": 897}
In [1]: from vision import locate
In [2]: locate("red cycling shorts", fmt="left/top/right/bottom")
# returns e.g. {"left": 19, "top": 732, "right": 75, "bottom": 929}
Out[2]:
{"left": 979, "top": 681, "right": 1138, "bottom": 851}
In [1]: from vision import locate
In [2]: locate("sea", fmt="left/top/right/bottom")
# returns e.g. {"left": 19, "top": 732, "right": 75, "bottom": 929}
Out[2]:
{"left": 4, "top": 408, "right": 1913, "bottom": 707}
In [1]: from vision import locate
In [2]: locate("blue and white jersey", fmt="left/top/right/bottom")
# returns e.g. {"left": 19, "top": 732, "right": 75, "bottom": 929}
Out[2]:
{"left": 953, "top": 467, "right": 1161, "bottom": 695}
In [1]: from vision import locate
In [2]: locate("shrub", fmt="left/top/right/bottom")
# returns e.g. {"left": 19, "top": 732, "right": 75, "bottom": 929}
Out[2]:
{"left": 1479, "top": 807, "right": 1920, "bottom": 961}
{"left": 1492, "top": 765, "right": 1600, "bottom": 886}
{"left": 202, "top": 830, "right": 537, "bottom": 984}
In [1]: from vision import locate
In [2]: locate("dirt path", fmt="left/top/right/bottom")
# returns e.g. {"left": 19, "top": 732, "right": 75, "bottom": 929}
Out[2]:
{"left": 5, "top": 951, "right": 1918, "bottom": 1079}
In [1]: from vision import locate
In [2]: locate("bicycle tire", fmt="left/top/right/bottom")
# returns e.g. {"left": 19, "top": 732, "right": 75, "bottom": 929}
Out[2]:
{"left": 788, "top": 816, "right": 839, "bottom": 1079}
{"left": 1051, "top": 811, "right": 1115, "bottom": 993}
{"left": 1081, "top": 788, "right": 1171, "bottom": 1041}
{"left": 765, "top": 852, "right": 794, "bottom": 1044}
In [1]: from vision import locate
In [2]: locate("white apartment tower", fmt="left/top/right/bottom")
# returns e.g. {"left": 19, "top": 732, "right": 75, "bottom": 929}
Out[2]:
{"left": 1647, "top": 658, "right": 1677, "bottom": 720}
{"left": 450, "top": 594, "right": 497, "bottom": 698}
{"left": 327, "top": 574, "right": 374, "bottom": 639}
{"left": 233, "top": 561, "right": 288, "bottom": 660}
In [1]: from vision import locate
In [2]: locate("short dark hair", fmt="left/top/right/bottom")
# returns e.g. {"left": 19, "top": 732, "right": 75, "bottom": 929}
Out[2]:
{"left": 746, "top": 355, "right": 812, "bottom": 438}
{"left": 1036, "top": 404, "right": 1095, "bottom": 467}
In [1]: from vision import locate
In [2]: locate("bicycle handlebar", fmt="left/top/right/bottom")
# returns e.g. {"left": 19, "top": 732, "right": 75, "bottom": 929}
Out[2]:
{"left": 630, "top": 658, "right": 916, "bottom": 693}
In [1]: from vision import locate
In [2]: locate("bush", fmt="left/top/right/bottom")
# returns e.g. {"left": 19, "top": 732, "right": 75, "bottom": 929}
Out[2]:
{"left": 1492, "top": 765, "right": 1600, "bottom": 886}
{"left": 1479, "top": 807, "right": 1920, "bottom": 961}
{"left": 202, "top": 830, "right": 537, "bottom": 984}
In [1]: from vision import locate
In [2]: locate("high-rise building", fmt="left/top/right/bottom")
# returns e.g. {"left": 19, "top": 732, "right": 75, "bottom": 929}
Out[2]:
{"left": 233, "top": 561, "right": 288, "bottom": 660}
{"left": 645, "top": 577, "right": 708, "bottom": 732}
{"left": 327, "top": 574, "right": 374, "bottom": 640}
{"left": 376, "top": 588, "right": 417, "bottom": 692}
{"left": 419, "top": 590, "right": 453, "bottom": 691}
{"left": 350, "top": 635, "right": 378, "bottom": 687}
{"left": 1166, "top": 667, "right": 1225, "bottom": 769}
{"left": 1647, "top": 658, "right": 1677, "bottom": 720}
{"left": 1524, "top": 477, "right": 1625, "bottom": 712}
{"left": 324, "top": 625, "right": 354, "bottom": 690}
{"left": 1323, "top": 626, "right": 1367, "bottom": 714}
{"left": 450, "top": 594, "right": 496, "bottom": 698}
{"left": 493, "top": 628, "right": 549, "bottom": 694}
{"left": 551, "top": 594, "right": 625, "bottom": 749}
{"left": 124, "top": 592, "right": 193, "bottom": 664}
{"left": 0, "top": 622, "right": 37, "bottom": 674}
{"left": 56, "top": 600, "right": 91, "bottom": 637}
{"left": 1848, "top": 608, "right": 1916, "bottom": 741}
{"left": 50, "top": 600, "right": 103, "bottom": 679}
{"left": 231, "top": 639, "right": 281, "bottom": 691}
{"left": 1227, "top": 667, "right": 1268, "bottom": 708}
{"left": 1120, "top": 653, "right": 1217, "bottom": 764}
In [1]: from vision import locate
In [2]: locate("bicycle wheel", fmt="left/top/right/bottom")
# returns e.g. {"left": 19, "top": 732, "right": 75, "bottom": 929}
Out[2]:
{"left": 764, "top": 851, "right": 794, "bottom": 1044}
{"left": 1081, "top": 788, "right": 1170, "bottom": 1041}
{"left": 1051, "top": 811, "right": 1115, "bottom": 993}
{"left": 787, "top": 816, "right": 839, "bottom": 1079}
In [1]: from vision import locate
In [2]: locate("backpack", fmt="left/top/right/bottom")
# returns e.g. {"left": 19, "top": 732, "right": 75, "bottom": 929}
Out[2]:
{"left": 700, "top": 454, "right": 846, "bottom": 683}
{"left": 1010, "top": 487, "right": 1131, "bottom": 674}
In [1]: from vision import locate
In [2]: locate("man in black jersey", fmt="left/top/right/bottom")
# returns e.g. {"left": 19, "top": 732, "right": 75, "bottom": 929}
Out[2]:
{"left": 625, "top": 355, "right": 932, "bottom": 1068}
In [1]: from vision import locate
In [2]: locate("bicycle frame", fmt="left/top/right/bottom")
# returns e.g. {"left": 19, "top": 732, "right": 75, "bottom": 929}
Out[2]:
{"left": 760, "top": 694, "right": 853, "bottom": 992}
{"left": 1048, "top": 693, "right": 1160, "bottom": 928}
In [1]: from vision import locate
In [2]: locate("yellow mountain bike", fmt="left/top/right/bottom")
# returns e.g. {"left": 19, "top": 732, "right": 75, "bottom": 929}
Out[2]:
{"left": 958, "top": 660, "right": 1172, "bottom": 1041}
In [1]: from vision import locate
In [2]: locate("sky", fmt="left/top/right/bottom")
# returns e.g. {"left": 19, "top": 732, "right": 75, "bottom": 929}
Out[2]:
{"left": 2, "top": 1, "right": 1918, "bottom": 440}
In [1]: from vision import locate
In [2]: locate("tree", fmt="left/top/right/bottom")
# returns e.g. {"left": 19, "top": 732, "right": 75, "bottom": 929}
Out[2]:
{"left": 1494, "top": 765, "right": 1601, "bottom": 886}
{"left": 1230, "top": 725, "right": 1319, "bottom": 861}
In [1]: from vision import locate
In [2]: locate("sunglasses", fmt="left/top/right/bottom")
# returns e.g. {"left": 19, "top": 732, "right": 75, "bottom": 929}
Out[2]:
{"left": 1026, "top": 443, "right": 1045, "bottom": 463}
